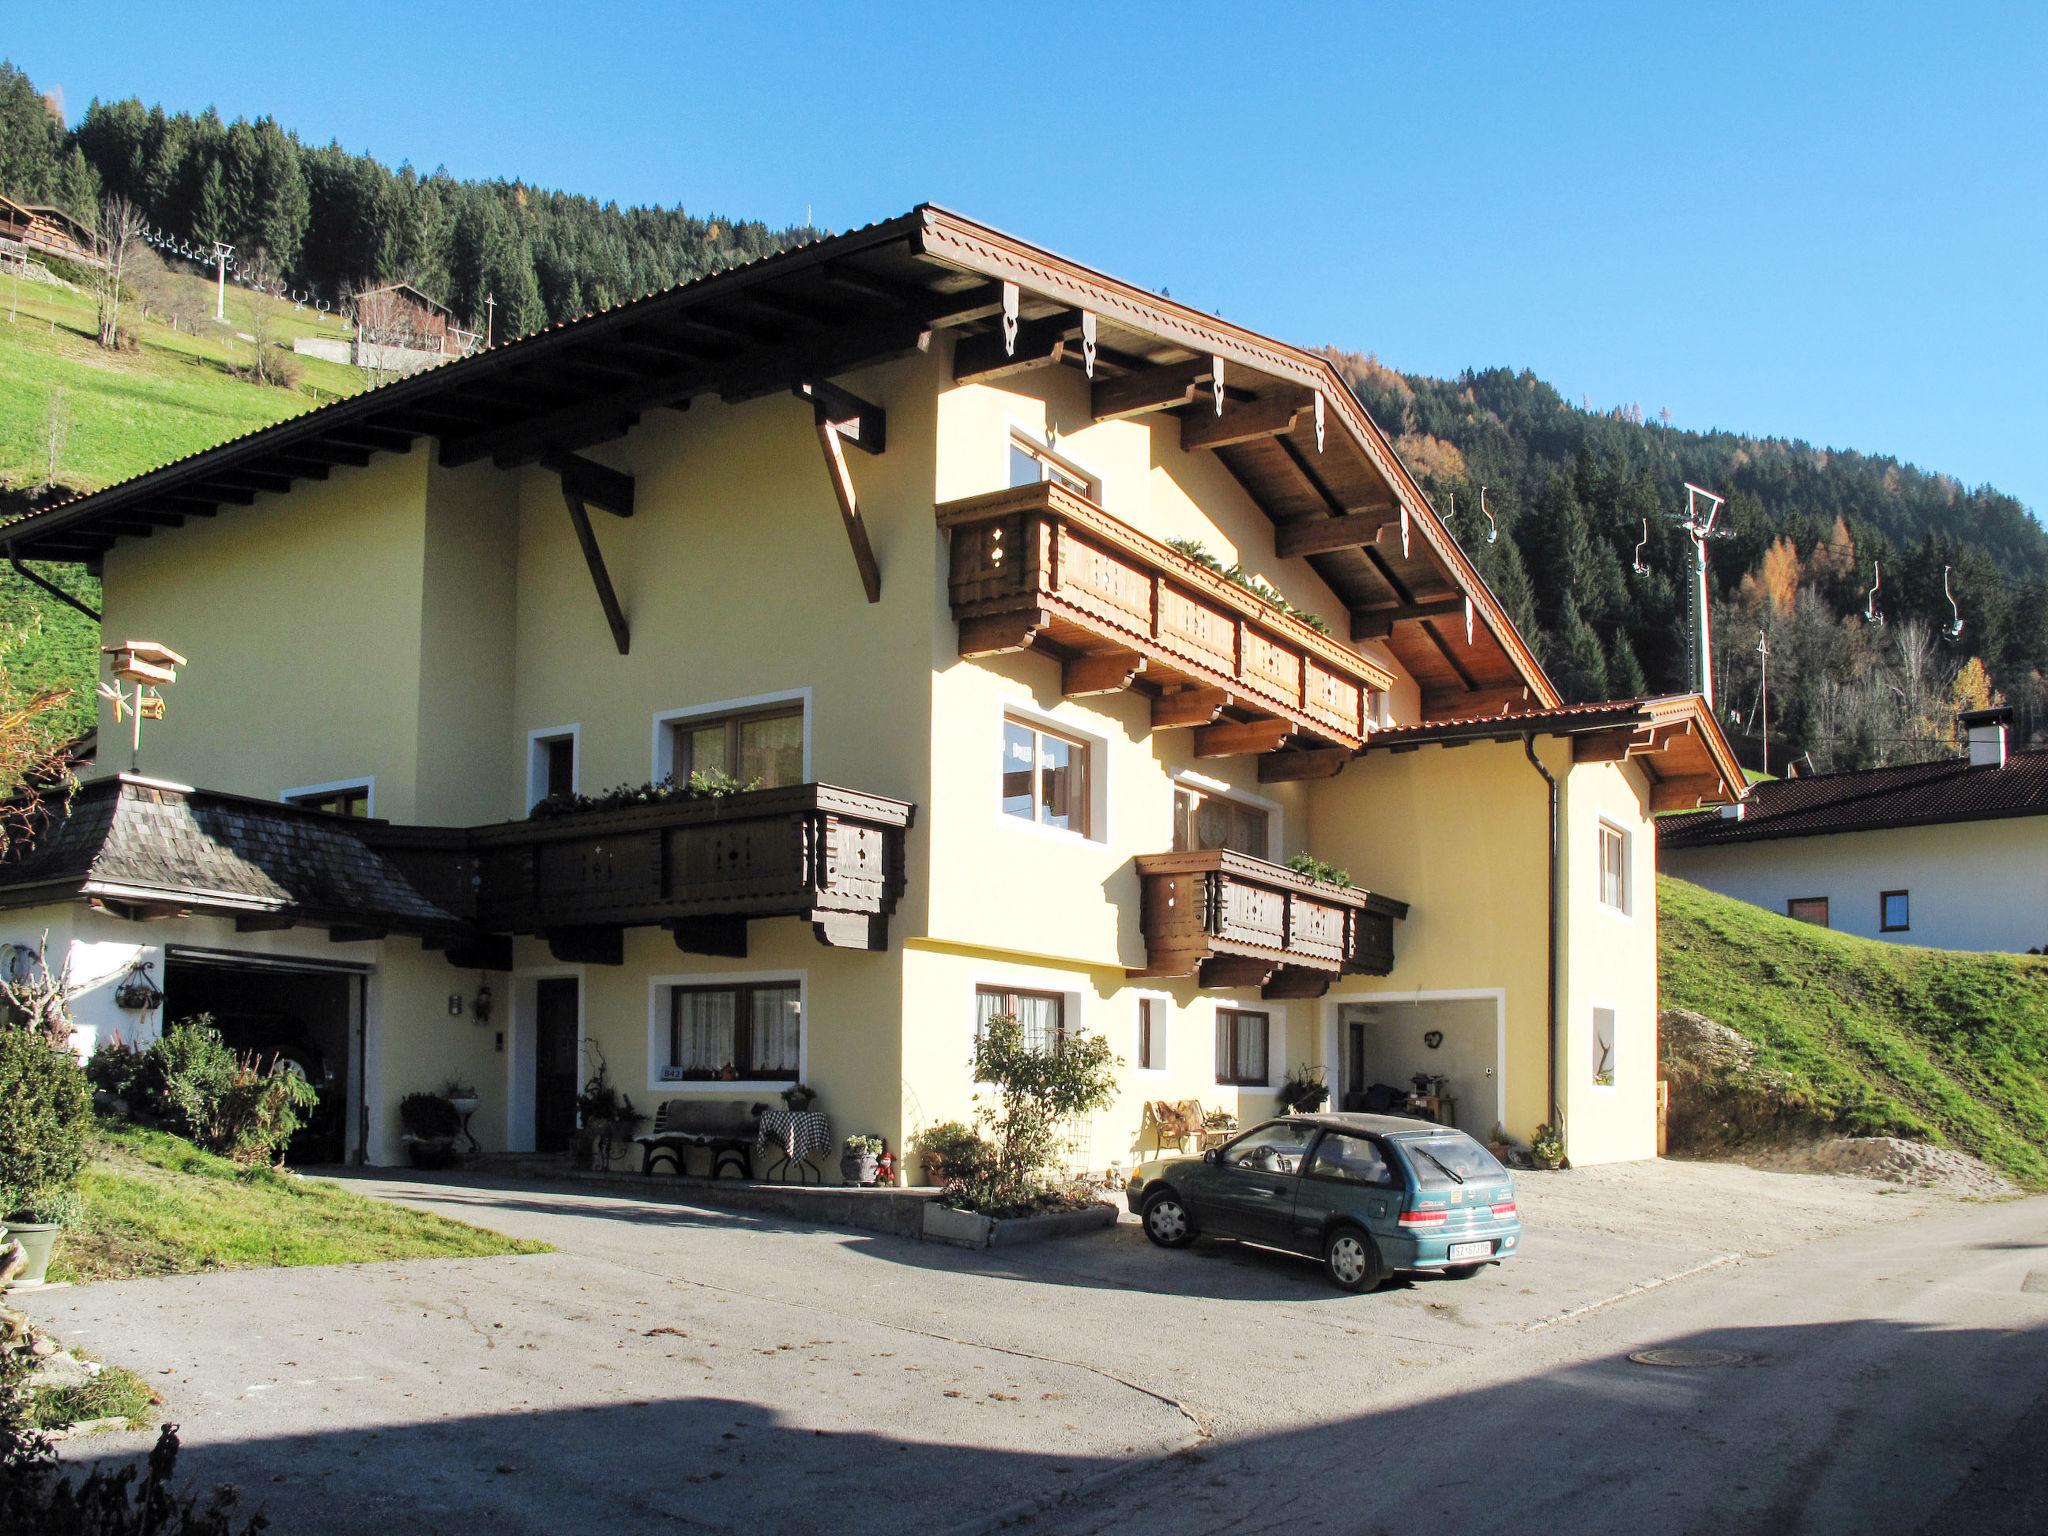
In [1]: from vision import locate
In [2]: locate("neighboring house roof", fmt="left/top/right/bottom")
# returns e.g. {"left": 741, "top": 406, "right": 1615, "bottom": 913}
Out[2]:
{"left": 1360, "top": 693, "right": 1746, "bottom": 810}
{"left": 0, "top": 205, "right": 1558, "bottom": 717}
{"left": 356, "top": 281, "right": 452, "bottom": 317}
{"left": 0, "top": 774, "right": 464, "bottom": 936}
{"left": 1658, "top": 748, "right": 2048, "bottom": 849}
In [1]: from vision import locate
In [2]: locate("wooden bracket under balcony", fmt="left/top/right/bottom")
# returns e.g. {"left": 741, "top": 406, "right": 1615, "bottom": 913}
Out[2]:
{"left": 938, "top": 482, "right": 1393, "bottom": 754}
{"left": 1132, "top": 849, "right": 1408, "bottom": 999}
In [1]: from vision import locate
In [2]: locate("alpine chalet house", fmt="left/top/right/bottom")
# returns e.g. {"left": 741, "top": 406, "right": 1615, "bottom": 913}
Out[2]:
{"left": 0, "top": 207, "right": 1741, "bottom": 1173}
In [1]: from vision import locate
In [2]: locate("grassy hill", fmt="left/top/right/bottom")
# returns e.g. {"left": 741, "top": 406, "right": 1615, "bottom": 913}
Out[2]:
{"left": 0, "top": 259, "right": 370, "bottom": 739}
{"left": 1659, "top": 874, "right": 2048, "bottom": 1187}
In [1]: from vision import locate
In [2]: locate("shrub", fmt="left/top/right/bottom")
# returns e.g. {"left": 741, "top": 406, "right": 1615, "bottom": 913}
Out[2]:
{"left": 150, "top": 1018, "right": 235, "bottom": 1138}
{"left": 1283, "top": 851, "right": 1353, "bottom": 888}
{"left": 0, "top": 1028, "right": 93, "bottom": 1221}
{"left": 0, "top": 1417, "right": 265, "bottom": 1534}
{"left": 209, "top": 1065, "right": 318, "bottom": 1170}
{"left": 84, "top": 1038, "right": 147, "bottom": 1105}
{"left": 909, "top": 1120, "right": 985, "bottom": 1184}
{"left": 952, "top": 1015, "right": 1119, "bottom": 1214}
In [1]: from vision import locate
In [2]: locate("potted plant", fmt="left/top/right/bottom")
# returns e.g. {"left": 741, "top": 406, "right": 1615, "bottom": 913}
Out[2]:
{"left": 1530, "top": 1122, "right": 1566, "bottom": 1171}
{"left": 441, "top": 1080, "right": 480, "bottom": 1116}
{"left": 841, "top": 1134, "right": 884, "bottom": 1186}
{"left": 399, "top": 1091, "right": 462, "bottom": 1169}
{"left": 573, "top": 1047, "right": 645, "bottom": 1170}
{"left": 780, "top": 1082, "right": 818, "bottom": 1112}
{"left": 1277, "top": 1065, "right": 1330, "bottom": 1115}
{"left": 0, "top": 1023, "right": 93, "bottom": 1286}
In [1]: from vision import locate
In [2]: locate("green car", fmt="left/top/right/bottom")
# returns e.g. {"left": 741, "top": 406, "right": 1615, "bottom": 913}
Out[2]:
{"left": 1125, "top": 1113, "right": 1521, "bottom": 1291}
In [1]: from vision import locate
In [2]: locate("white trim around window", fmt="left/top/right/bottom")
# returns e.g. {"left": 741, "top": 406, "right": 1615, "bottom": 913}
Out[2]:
{"left": 1596, "top": 819, "right": 1633, "bottom": 918}
{"left": 526, "top": 724, "right": 581, "bottom": 811}
{"left": 1589, "top": 997, "right": 1619, "bottom": 1090}
{"left": 646, "top": 969, "right": 809, "bottom": 1094}
{"left": 1171, "top": 768, "right": 1282, "bottom": 861}
{"left": 1130, "top": 988, "right": 1171, "bottom": 1075}
{"left": 997, "top": 696, "right": 1110, "bottom": 845}
{"left": 961, "top": 960, "right": 1091, "bottom": 1084}
{"left": 1007, "top": 421, "right": 1103, "bottom": 502}
{"left": 282, "top": 776, "right": 375, "bottom": 816}
{"left": 651, "top": 688, "right": 812, "bottom": 784}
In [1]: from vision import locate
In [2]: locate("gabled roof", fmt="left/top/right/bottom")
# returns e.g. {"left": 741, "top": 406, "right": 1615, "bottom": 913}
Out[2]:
{"left": 356, "top": 281, "right": 452, "bottom": 317}
{"left": 0, "top": 774, "right": 464, "bottom": 935}
{"left": 1362, "top": 693, "right": 1746, "bottom": 811}
{"left": 1659, "top": 747, "right": 2048, "bottom": 848}
{"left": 0, "top": 205, "right": 1557, "bottom": 717}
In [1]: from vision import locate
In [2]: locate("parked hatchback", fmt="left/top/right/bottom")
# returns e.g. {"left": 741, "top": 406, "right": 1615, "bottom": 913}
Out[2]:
{"left": 1125, "top": 1113, "right": 1521, "bottom": 1291}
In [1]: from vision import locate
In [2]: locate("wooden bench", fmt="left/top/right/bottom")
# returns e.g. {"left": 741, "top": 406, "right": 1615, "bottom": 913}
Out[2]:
{"left": 634, "top": 1099, "right": 759, "bottom": 1179}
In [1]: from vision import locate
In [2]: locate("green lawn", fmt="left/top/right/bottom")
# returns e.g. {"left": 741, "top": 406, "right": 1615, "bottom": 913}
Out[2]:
{"left": 1659, "top": 874, "right": 2048, "bottom": 1186}
{"left": 48, "top": 1120, "right": 548, "bottom": 1284}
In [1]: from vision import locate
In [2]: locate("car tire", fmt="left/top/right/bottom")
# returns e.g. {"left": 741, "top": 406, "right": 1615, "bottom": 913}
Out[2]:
{"left": 1141, "top": 1190, "right": 1198, "bottom": 1249}
{"left": 1323, "top": 1224, "right": 1384, "bottom": 1292}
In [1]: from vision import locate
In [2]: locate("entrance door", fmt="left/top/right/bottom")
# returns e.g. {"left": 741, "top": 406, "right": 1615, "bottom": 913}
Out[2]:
{"left": 533, "top": 978, "right": 580, "bottom": 1153}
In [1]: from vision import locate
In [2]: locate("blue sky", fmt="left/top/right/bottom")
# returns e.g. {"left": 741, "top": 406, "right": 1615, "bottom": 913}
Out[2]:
{"left": 14, "top": 3, "right": 2046, "bottom": 517}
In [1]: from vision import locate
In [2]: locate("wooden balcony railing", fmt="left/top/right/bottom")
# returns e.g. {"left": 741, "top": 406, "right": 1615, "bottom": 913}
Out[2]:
{"left": 1133, "top": 849, "right": 1407, "bottom": 999}
{"left": 937, "top": 483, "right": 1394, "bottom": 755}
{"left": 366, "top": 783, "right": 913, "bottom": 961}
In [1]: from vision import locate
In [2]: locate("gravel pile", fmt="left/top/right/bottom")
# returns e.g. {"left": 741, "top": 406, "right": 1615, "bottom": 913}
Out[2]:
{"left": 1737, "top": 1136, "right": 2018, "bottom": 1198}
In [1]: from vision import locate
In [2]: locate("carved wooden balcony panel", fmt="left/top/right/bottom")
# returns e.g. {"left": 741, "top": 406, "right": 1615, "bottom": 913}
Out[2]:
{"left": 366, "top": 784, "right": 913, "bottom": 957}
{"left": 1133, "top": 849, "right": 1408, "bottom": 1000}
{"left": 938, "top": 483, "right": 1394, "bottom": 751}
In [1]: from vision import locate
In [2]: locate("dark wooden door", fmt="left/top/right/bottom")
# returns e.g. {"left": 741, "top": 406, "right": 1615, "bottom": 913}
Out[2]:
{"left": 534, "top": 978, "right": 580, "bottom": 1153}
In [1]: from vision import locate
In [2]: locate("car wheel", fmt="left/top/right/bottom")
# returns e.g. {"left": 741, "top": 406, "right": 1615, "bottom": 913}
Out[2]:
{"left": 1442, "top": 1263, "right": 1485, "bottom": 1280}
{"left": 1141, "top": 1190, "right": 1197, "bottom": 1249}
{"left": 1324, "top": 1224, "right": 1384, "bottom": 1292}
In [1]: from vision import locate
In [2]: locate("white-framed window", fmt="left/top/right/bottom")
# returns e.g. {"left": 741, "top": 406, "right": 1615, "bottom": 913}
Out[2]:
{"left": 527, "top": 725, "right": 579, "bottom": 811}
{"left": 1215, "top": 1008, "right": 1270, "bottom": 1086}
{"left": 1002, "top": 712, "right": 1093, "bottom": 838}
{"left": 1133, "top": 993, "right": 1169, "bottom": 1073}
{"left": 1172, "top": 779, "right": 1274, "bottom": 860}
{"left": 653, "top": 690, "right": 810, "bottom": 788}
{"left": 1007, "top": 428, "right": 1097, "bottom": 499}
{"left": 649, "top": 971, "right": 804, "bottom": 1089}
{"left": 284, "top": 777, "right": 374, "bottom": 817}
{"left": 1597, "top": 821, "right": 1630, "bottom": 913}
{"left": 1591, "top": 1006, "right": 1617, "bottom": 1088}
{"left": 975, "top": 983, "right": 1065, "bottom": 1051}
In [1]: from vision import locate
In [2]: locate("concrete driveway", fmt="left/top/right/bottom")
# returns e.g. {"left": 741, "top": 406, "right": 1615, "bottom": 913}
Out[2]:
{"left": 23, "top": 1161, "right": 2048, "bottom": 1535}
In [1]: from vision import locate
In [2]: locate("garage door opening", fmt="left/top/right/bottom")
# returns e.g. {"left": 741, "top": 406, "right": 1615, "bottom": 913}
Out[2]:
{"left": 163, "top": 949, "right": 367, "bottom": 1165}
{"left": 1336, "top": 997, "right": 1502, "bottom": 1140}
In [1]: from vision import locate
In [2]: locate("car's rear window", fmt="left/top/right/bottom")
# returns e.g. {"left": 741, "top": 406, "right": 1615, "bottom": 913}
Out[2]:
{"left": 1396, "top": 1134, "right": 1507, "bottom": 1188}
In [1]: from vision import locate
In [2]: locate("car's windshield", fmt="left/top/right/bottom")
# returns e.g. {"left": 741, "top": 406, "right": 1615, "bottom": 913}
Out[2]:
{"left": 1396, "top": 1133, "right": 1506, "bottom": 1188}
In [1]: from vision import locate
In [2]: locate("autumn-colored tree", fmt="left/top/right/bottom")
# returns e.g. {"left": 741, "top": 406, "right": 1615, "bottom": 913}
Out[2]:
{"left": 1739, "top": 537, "right": 1803, "bottom": 616}
{"left": 1945, "top": 657, "right": 2003, "bottom": 745}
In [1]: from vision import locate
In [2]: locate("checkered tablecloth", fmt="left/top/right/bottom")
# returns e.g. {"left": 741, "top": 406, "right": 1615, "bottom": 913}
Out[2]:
{"left": 756, "top": 1109, "right": 831, "bottom": 1162}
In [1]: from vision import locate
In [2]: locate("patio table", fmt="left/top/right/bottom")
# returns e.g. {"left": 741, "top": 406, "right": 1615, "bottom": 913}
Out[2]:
{"left": 756, "top": 1108, "right": 831, "bottom": 1183}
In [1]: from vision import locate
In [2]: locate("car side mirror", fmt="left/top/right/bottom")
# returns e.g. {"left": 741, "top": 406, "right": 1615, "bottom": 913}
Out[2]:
{"left": 1203, "top": 1149, "right": 1222, "bottom": 1166}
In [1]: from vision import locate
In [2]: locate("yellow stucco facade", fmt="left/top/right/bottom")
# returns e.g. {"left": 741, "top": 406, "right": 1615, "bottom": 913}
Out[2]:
{"left": 66, "top": 326, "right": 1672, "bottom": 1175}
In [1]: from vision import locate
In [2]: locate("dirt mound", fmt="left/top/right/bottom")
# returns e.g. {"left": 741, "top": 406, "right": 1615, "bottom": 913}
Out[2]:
{"left": 1736, "top": 1137, "right": 2018, "bottom": 1198}
{"left": 1660, "top": 1009, "right": 1758, "bottom": 1074}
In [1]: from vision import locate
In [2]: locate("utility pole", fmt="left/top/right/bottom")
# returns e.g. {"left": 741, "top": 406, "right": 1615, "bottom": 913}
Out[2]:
{"left": 1675, "top": 483, "right": 1731, "bottom": 711}
{"left": 484, "top": 291, "right": 496, "bottom": 349}
{"left": 1756, "top": 629, "right": 1772, "bottom": 777}
{"left": 212, "top": 241, "right": 234, "bottom": 322}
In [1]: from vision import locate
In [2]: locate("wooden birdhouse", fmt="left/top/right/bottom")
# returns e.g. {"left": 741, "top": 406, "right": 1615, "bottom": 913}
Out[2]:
{"left": 103, "top": 640, "right": 186, "bottom": 687}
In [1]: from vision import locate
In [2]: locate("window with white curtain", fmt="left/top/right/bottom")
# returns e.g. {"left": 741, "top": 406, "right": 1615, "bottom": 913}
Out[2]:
{"left": 976, "top": 984, "right": 1065, "bottom": 1052}
{"left": 664, "top": 981, "right": 801, "bottom": 1081}
{"left": 1215, "top": 1009, "right": 1270, "bottom": 1086}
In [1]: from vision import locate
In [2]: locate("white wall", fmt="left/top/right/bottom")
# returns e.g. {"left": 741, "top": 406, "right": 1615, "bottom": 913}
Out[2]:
{"left": 1664, "top": 817, "right": 2048, "bottom": 953}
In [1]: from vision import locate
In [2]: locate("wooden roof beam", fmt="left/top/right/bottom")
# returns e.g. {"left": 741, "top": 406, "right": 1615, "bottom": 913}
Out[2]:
{"left": 1062, "top": 649, "right": 1147, "bottom": 698}
{"left": 1352, "top": 595, "right": 1466, "bottom": 640}
{"left": 1258, "top": 748, "right": 1352, "bottom": 783}
{"left": 1420, "top": 684, "right": 1532, "bottom": 722}
{"left": 1152, "top": 688, "right": 1234, "bottom": 730}
{"left": 1193, "top": 718, "right": 1295, "bottom": 758}
{"left": 283, "top": 442, "right": 373, "bottom": 468}
{"left": 813, "top": 415, "right": 881, "bottom": 605}
{"left": 1182, "top": 390, "right": 1316, "bottom": 452}
{"left": 540, "top": 450, "right": 635, "bottom": 518}
{"left": 1649, "top": 774, "right": 1724, "bottom": 813}
{"left": 1091, "top": 361, "right": 1208, "bottom": 421}
{"left": 1278, "top": 507, "right": 1403, "bottom": 560}
{"left": 952, "top": 310, "right": 1084, "bottom": 383}
{"left": 559, "top": 478, "right": 630, "bottom": 656}
{"left": 797, "top": 379, "right": 886, "bottom": 455}
{"left": 326, "top": 426, "right": 416, "bottom": 453}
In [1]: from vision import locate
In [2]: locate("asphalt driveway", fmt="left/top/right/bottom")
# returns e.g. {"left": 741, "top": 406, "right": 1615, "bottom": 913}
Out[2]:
{"left": 21, "top": 1161, "right": 2038, "bottom": 1535}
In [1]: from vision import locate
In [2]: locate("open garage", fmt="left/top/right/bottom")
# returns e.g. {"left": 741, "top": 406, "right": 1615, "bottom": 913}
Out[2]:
{"left": 1334, "top": 995, "right": 1503, "bottom": 1139}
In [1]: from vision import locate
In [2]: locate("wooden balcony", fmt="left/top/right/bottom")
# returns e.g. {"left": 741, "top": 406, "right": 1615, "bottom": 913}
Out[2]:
{"left": 367, "top": 783, "right": 913, "bottom": 962}
{"left": 1133, "top": 849, "right": 1407, "bottom": 999}
{"left": 938, "top": 483, "right": 1394, "bottom": 763}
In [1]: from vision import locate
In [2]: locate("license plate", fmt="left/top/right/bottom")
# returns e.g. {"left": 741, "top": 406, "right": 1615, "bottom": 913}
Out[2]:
{"left": 1448, "top": 1240, "right": 1493, "bottom": 1261}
